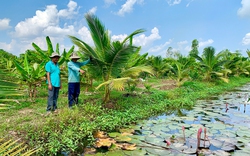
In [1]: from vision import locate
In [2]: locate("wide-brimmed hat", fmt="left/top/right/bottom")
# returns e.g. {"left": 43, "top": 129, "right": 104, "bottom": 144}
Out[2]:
{"left": 50, "top": 52, "right": 61, "bottom": 58}
{"left": 70, "top": 53, "right": 80, "bottom": 59}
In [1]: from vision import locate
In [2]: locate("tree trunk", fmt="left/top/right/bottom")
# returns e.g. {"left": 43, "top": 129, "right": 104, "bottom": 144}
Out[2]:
{"left": 103, "top": 85, "right": 110, "bottom": 103}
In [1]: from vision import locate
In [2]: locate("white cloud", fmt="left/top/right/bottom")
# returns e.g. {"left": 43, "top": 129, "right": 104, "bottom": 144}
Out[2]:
{"left": 43, "top": 25, "right": 75, "bottom": 36}
{"left": 0, "top": 18, "right": 11, "bottom": 30}
{"left": 148, "top": 40, "right": 172, "bottom": 53}
{"left": 177, "top": 40, "right": 188, "bottom": 46}
{"left": 186, "top": 0, "right": 194, "bottom": 7}
{"left": 6, "top": 1, "right": 82, "bottom": 55}
{"left": 133, "top": 27, "right": 161, "bottom": 46}
{"left": 77, "top": 26, "right": 93, "bottom": 45}
{"left": 111, "top": 34, "right": 127, "bottom": 42}
{"left": 168, "top": 0, "right": 181, "bottom": 6}
{"left": 111, "top": 27, "right": 161, "bottom": 47}
{"left": 242, "top": 33, "right": 250, "bottom": 45}
{"left": 13, "top": 5, "right": 59, "bottom": 38}
{"left": 238, "top": 0, "right": 250, "bottom": 18}
{"left": 199, "top": 39, "right": 214, "bottom": 48}
{"left": 58, "top": 0, "right": 78, "bottom": 18}
{"left": 104, "top": 0, "right": 116, "bottom": 7}
{"left": 184, "top": 45, "right": 191, "bottom": 52}
{"left": 88, "top": 7, "right": 97, "bottom": 14}
{"left": 13, "top": 0, "right": 79, "bottom": 38}
{"left": 117, "top": 0, "right": 144, "bottom": 16}
{"left": 0, "top": 40, "right": 14, "bottom": 52}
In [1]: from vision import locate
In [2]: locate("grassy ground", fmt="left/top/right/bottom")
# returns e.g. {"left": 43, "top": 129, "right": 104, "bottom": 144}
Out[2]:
{"left": 1, "top": 76, "right": 250, "bottom": 155}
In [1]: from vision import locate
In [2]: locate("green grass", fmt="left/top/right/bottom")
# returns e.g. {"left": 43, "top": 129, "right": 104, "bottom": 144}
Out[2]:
{"left": 0, "top": 76, "right": 250, "bottom": 155}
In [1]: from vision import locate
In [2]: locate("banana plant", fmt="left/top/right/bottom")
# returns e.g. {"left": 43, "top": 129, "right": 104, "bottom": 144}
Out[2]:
{"left": 0, "top": 52, "right": 23, "bottom": 108}
{"left": 13, "top": 53, "right": 46, "bottom": 99}
{"left": 32, "top": 36, "right": 74, "bottom": 66}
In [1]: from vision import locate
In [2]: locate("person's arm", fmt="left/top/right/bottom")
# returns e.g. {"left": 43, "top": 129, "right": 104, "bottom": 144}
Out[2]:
{"left": 46, "top": 72, "right": 52, "bottom": 90}
{"left": 45, "top": 62, "right": 52, "bottom": 90}
{"left": 60, "top": 75, "right": 62, "bottom": 89}
{"left": 68, "top": 61, "right": 85, "bottom": 74}
{"left": 68, "top": 61, "right": 80, "bottom": 72}
{"left": 79, "top": 59, "right": 90, "bottom": 67}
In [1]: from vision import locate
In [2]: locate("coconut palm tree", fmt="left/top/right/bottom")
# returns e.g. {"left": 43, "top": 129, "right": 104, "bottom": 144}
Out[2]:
{"left": 192, "top": 46, "right": 228, "bottom": 82}
{"left": 147, "top": 55, "right": 171, "bottom": 78}
{"left": 0, "top": 138, "right": 40, "bottom": 155}
{"left": 69, "top": 13, "right": 153, "bottom": 103}
{"left": 170, "top": 55, "right": 191, "bottom": 87}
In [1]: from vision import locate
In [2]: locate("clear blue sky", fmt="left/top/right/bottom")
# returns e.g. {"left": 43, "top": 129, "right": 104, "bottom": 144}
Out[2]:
{"left": 0, "top": 0, "right": 249, "bottom": 57}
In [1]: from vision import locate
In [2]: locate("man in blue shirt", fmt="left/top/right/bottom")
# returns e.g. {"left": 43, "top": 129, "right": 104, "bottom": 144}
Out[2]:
{"left": 45, "top": 52, "right": 61, "bottom": 113}
{"left": 68, "top": 53, "right": 90, "bottom": 108}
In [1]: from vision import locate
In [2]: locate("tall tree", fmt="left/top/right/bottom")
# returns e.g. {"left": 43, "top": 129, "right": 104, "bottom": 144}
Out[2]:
{"left": 189, "top": 39, "right": 199, "bottom": 57}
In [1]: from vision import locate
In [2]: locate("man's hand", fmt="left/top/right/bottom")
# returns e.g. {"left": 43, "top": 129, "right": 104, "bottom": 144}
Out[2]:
{"left": 79, "top": 69, "right": 85, "bottom": 74}
{"left": 48, "top": 84, "right": 52, "bottom": 90}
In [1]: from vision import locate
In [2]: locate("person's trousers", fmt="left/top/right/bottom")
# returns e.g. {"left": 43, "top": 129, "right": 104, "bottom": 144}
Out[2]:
{"left": 68, "top": 82, "right": 80, "bottom": 107}
{"left": 47, "top": 86, "right": 60, "bottom": 111}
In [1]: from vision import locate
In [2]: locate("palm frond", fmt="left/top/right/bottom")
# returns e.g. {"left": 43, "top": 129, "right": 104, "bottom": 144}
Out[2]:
{"left": 109, "top": 42, "right": 137, "bottom": 77}
{"left": 68, "top": 35, "right": 100, "bottom": 59}
{"left": 96, "top": 77, "right": 131, "bottom": 91}
{"left": 121, "top": 65, "right": 154, "bottom": 78}
{"left": 0, "top": 139, "right": 40, "bottom": 156}
{"left": 121, "top": 29, "right": 146, "bottom": 45}
{"left": 85, "top": 13, "right": 111, "bottom": 57}
{"left": 0, "top": 104, "right": 11, "bottom": 110}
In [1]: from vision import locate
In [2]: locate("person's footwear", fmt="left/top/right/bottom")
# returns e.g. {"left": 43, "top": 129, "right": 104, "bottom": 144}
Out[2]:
{"left": 54, "top": 109, "right": 58, "bottom": 113}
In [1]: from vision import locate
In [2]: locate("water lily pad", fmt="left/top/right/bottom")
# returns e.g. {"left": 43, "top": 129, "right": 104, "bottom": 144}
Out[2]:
{"left": 95, "top": 138, "right": 116, "bottom": 148}
{"left": 212, "top": 150, "right": 230, "bottom": 156}
{"left": 150, "top": 125, "right": 169, "bottom": 133}
{"left": 122, "top": 148, "right": 147, "bottom": 156}
{"left": 210, "top": 139, "right": 223, "bottom": 148}
{"left": 108, "top": 132, "right": 121, "bottom": 138}
{"left": 105, "top": 151, "right": 126, "bottom": 156}
{"left": 210, "top": 123, "right": 226, "bottom": 130}
{"left": 221, "top": 143, "right": 235, "bottom": 152}
{"left": 145, "top": 147, "right": 171, "bottom": 155}
{"left": 119, "top": 128, "right": 134, "bottom": 134}
{"left": 141, "top": 130, "right": 152, "bottom": 135}
{"left": 172, "top": 143, "right": 188, "bottom": 151}
{"left": 232, "top": 150, "right": 250, "bottom": 156}
{"left": 116, "top": 135, "right": 132, "bottom": 142}
{"left": 182, "top": 148, "right": 197, "bottom": 154}
{"left": 236, "top": 130, "right": 250, "bottom": 137}
{"left": 144, "top": 135, "right": 165, "bottom": 147}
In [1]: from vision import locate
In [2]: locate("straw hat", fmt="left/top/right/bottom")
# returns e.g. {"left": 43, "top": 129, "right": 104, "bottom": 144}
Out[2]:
{"left": 49, "top": 52, "right": 61, "bottom": 58}
{"left": 70, "top": 53, "right": 80, "bottom": 59}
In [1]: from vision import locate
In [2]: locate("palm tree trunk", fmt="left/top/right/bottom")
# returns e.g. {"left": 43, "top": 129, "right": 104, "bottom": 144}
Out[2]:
{"left": 104, "top": 85, "right": 110, "bottom": 103}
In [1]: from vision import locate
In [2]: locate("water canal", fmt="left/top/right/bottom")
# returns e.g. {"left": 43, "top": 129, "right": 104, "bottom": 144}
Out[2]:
{"left": 90, "top": 84, "right": 250, "bottom": 156}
